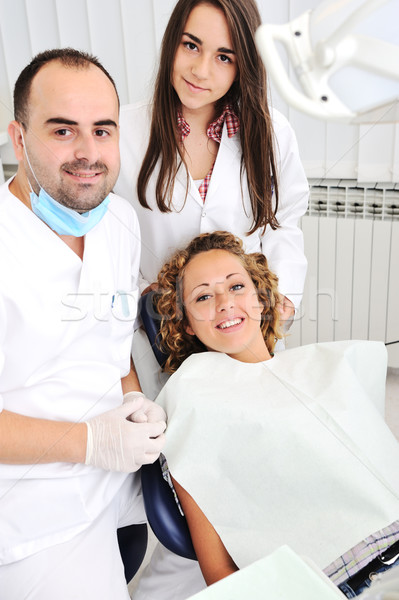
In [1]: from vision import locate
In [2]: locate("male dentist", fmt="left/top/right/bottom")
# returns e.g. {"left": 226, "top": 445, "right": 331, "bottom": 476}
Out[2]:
{"left": 0, "top": 48, "right": 166, "bottom": 600}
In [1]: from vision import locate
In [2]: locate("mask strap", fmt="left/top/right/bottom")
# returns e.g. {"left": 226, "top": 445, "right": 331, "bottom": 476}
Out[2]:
{"left": 19, "top": 127, "right": 40, "bottom": 193}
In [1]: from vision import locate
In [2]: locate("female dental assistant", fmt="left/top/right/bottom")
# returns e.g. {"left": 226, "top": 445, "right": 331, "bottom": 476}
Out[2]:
{"left": 115, "top": 0, "right": 309, "bottom": 401}
{"left": 117, "top": 103, "right": 307, "bottom": 298}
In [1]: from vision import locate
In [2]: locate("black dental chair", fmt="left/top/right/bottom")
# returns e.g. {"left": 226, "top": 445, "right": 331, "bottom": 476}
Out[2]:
{"left": 117, "top": 289, "right": 196, "bottom": 584}
{"left": 139, "top": 290, "right": 197, "bottom": 561}
{"left": 117, "top": 522, "right": 148, "bottom": 583}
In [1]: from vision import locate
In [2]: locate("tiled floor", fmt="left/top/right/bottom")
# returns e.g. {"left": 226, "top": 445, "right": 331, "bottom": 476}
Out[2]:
{"left": 128, "top": 368, "right": 399, "bottom": 597}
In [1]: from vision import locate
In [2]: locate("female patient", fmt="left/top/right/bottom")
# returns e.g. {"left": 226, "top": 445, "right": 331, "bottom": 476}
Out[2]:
{"left": 153, "top": 231, "right": 399, "bottom": 598}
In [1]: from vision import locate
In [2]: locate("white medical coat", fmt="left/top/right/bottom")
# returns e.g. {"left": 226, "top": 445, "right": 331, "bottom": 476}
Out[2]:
{"left": 0, "top": 179, "right": 141, "bottom": 564}
{"left": 116, "top": 102, "right": 309, "bottom": 309}
{"left": 158, "top": 341, "right": 399, "bottom": 570}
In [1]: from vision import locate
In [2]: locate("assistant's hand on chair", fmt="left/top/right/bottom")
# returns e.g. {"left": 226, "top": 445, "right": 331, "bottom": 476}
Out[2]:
{"left": 277, "top": 294, "right": 295, "bottom": 332}
{"left": 85, "top": 395, "right": 166, "bottom": 473}
{"left": 141, "top": 282, "right": 159, "bottom": 296}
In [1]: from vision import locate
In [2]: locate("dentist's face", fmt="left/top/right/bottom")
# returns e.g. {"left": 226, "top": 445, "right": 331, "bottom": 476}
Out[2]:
{"left": 172, "top": 3, "right": 237, "bottom": 117}
{"left": 20, "top": 61, "right": 120, "bottom": 211}
{"left": 183, "top": 249, "right": 270, "bottom": 363}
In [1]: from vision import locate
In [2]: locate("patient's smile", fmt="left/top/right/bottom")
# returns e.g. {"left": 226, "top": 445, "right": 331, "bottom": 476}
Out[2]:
{"left": 183, "top": 249, "right": 271, "bottom": 363}
{"left": 217, "top": 318, "right": 243, "bottom": 330}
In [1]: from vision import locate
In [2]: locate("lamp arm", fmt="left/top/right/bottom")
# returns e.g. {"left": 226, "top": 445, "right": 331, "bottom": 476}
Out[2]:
{"left": 255, "top": 14, "right": 354, "bottom": 122}
{"left": 255, "top": 2, "right": 399, "bottom": 124}
{"left": 340, "top": 35, "right": 399, "bottom": 81}
{"left": 324, "top": 0, "right": 391, "bottom": 48}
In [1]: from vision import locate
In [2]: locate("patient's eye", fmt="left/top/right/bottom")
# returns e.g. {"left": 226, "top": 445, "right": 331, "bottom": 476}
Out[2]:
{"left": 231, "top": 283, "right": 244, "bottom": 291}
{"left": 197, "top": 293, "right": 212, "bottom": 302}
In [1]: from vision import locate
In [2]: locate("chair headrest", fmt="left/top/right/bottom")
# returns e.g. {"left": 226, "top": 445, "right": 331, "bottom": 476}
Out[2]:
{"left": 138, "top": 290, "right": 169, "bottom": 368}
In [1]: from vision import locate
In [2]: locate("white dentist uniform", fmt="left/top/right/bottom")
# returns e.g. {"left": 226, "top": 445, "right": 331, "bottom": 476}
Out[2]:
{"left": 0, "top": 179, "right": 145, "bottom": 599}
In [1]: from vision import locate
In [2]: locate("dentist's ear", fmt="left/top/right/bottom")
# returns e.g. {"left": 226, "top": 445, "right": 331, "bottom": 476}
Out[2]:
{"left": 7, "top": 121, "right": 24, "bottom": 161}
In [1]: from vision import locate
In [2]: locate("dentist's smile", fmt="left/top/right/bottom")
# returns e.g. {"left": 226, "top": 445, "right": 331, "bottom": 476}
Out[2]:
{"left": 62, "top": 164, "right": 106, "bottom": 183}
{"left": 63, "top": 170, "right": 103, "bottom": 184}
{"left": 66, "top": 171, "right": 99, "bottom": 178}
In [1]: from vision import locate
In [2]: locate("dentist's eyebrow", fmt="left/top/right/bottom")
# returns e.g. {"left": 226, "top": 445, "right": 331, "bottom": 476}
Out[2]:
{"left": 45, "top": 117, "right": 118, "bottom": 128}
{"left": 94, "top": 119, "right": 118, "bottom": 128}
{"left": 182, "top": 32, "right": 235, "bottom": 55}
{"left": 45, "top": 117, "right": 78, "bottom": 126}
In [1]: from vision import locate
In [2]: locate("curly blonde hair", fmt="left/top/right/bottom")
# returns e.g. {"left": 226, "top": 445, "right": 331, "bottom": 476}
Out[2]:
{"left": 154, "top": 231, "right": 282, "bottom": 373}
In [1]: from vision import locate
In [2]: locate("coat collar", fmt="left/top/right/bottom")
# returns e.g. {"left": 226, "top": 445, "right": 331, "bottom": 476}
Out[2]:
{"left": 175, "top": 122, "right": 241, "bottom": 207}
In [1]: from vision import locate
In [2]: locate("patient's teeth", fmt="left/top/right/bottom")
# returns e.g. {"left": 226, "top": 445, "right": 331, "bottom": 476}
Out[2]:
{"left": 219, "top": 318, "right": 242, "bottom": 330}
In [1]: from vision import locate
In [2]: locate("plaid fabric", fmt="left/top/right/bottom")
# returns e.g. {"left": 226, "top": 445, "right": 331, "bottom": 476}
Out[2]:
{"left": 177, "top": 105, "right": 240, "bottom": 203}
{"left": 177, "top": 105, "right": 239, "bottom": 143}
{"left": 198, "top": 165, "right": 214, "bottom": 203}
{"left": 324, "top": 521, "right": 399, "bottom": 585}
{"left": 206, "top": 104, "right": 239, "bottom": 143}
{"left": 177, "top": 111, "right": 190, "bottom": 141}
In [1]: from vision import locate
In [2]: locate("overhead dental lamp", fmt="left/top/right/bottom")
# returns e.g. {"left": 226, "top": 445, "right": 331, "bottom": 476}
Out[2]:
{"left": 255, "top": 0, "right": 399, "bottom": 123}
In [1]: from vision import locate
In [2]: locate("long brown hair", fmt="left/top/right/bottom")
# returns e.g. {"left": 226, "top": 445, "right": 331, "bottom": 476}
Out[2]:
{"left": 155, "top": 231, "right": 282, "bottom": 373}
{"left": 137, "top": 0, "right": 279, "bottom": 234}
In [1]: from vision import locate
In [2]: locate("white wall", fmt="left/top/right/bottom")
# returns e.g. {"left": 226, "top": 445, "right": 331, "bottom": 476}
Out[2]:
{"left": 0, "top": 0, "right": 398, "bottom": 183}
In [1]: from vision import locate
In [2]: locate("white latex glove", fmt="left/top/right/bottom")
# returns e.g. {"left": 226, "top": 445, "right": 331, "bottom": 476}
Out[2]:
{"left": 123, "top": 391, "right": 167, "bottom": 424}
{"left": 85, "top": 395, "right": 166, "bottom": 473}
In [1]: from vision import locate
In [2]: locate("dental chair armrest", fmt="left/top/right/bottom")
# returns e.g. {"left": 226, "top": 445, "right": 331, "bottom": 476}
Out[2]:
{"left": 141, "top": 459, "right": 197, "bottom": 560}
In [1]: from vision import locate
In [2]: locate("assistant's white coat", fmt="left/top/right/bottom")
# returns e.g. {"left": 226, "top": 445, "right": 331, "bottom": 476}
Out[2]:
{"left": 116, "top": 102, "right": 309, "bottom": 309}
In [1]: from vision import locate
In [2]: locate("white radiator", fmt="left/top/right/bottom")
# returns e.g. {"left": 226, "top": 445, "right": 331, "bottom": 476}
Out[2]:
{"left": 286, "top": 179, "right": 399, "bottom": 368}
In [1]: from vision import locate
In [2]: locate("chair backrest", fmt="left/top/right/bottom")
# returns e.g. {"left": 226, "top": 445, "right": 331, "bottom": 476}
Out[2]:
{"left": 139, "top": 290, "right": 197, "bottom": 561}
{"left": 138, "top": 291, "right": 168, "bottom": 368}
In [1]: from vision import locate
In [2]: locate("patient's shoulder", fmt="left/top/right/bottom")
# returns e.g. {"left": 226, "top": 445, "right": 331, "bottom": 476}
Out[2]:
{"left": 185, "top": 351, "right": 233, "bottom": 367}
{"left": 163, "top": 352, "right": 233, "bottom": 391}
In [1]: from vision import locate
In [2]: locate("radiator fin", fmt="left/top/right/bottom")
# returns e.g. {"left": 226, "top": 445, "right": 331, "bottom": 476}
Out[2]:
{"left": 308, "top": 179, "right": 399, "bottom": 221}
{"left": 287, "top": 180, "right": 399, "bottom": 368}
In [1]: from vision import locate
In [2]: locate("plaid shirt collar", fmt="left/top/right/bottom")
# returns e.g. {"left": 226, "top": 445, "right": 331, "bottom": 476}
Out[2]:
{"left": 177, "top": 104, "right": 239, "bottom": 143}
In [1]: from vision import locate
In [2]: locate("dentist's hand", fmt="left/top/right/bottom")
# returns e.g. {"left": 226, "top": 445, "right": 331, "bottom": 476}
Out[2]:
{"left": 123, "top": 391, "right": 167, "bottom": 424}
{"left": 85, "top": 395, "right": 166, "bottom": 473}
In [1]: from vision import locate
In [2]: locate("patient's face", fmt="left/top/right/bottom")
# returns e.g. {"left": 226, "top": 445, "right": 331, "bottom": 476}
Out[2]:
{"left": 182, "top": 249, "right": 271, "bottom": 363}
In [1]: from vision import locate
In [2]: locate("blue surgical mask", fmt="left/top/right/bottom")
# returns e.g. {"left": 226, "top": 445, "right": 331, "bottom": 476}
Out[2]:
{"left": 20, "top": 127, "right": 110, "bottom": 237}
{"left": 29, "top": 187, "right": 110, "bottom": 237}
